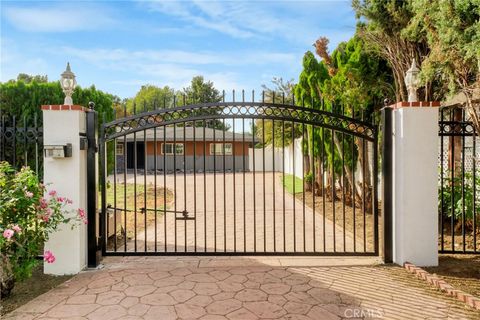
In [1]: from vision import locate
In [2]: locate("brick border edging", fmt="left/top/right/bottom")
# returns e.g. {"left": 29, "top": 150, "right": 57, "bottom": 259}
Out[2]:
{"left": 404, "top": 262, "right": 480, "bottom": 310}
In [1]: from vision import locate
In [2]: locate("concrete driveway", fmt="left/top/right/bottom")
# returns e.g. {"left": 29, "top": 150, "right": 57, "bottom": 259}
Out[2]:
{"left": 5, "top": 256, "right": 479, "bottom": 320}
{"left": 108, "top": 172, "right": 366, "bottom": 254}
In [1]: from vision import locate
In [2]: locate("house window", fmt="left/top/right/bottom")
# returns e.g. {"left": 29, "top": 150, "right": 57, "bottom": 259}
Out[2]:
{"left": 116, "top": 143, "right": 124, "bottom": 155}
{"left": 162, "top": 143, "right": 184, "bottom": 155}
{"left": 210, "top": 143, "right": 232, "bottom": 155}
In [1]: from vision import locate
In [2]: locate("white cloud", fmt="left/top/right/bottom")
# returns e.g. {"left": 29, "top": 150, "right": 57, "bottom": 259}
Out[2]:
{"left": 57, "top": 47, "right": 297, "bottom": 68}
{"left": 139, "top": 0, "right": 354, "bottom": 44}
{"left": 141, "top": 0, "right": 294, "bottom": 39}
{"left": 3, "top": 4, "right": 116, "bottom": 32}
{"left": 142, "top": 0, "right": 255, "bottom": 38}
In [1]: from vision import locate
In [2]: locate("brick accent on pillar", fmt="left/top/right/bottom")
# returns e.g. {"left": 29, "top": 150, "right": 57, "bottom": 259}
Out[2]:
{"left": 41, "top": 105, "right": 89, "bottom": 112}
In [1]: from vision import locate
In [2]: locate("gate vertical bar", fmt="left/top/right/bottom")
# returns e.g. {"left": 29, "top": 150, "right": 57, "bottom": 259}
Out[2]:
{"left": 381, "top": 106, "right": 393, "bottom": 263}
{"left": 100, "top": 114, "right": 107, "bottom": 256}
{"left": 473, "top": 128, "right": 477, "bottom": 253}
{"left": 87, "top": 106, "right": 99, "bottom": 267}
{"left": 0, "top": 111, "right": 4, "bottom": 161}
{"left": 373, "top": 126, "right": 379, "bottom": 255}
{"left": 23, "top": 116, "right": 28, "bottom": 166}
{"left": 34, "top": 113, "right": 39, "bottom": 175}
{"left": 440, "top": 108, "right": 445, "bottom": 252}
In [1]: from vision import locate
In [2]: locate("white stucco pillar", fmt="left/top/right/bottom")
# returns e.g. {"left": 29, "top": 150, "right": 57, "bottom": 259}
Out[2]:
{"left": 42, "top": 105, "right": 88, "bottom": 275}
{"left": 391, "top": 101, "right": 440, "bottom": 267}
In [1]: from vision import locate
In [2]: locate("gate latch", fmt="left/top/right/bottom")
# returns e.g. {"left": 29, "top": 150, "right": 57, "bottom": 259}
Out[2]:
{"left": 176, "top": 210, "right": 195, "bottom": 220}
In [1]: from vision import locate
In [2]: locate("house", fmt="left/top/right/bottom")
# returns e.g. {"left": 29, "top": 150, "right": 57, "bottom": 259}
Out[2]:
{"left": 115, "top": 126, "right": 255, "bottom": 173}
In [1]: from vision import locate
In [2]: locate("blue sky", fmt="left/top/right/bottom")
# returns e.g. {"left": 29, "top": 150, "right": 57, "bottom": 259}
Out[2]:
{"left": 1, "top": 0, "right": 356, "bottom": 99}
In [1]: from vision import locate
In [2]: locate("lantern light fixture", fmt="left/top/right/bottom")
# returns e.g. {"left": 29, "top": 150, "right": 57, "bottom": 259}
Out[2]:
{"left": 60, "top": 62, "right": 77, "bottom": 105}
{"left": 405, "top": 59, "right": 420, "bottom": 102}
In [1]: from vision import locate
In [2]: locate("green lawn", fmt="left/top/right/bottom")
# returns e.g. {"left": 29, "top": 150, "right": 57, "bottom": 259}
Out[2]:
{"left": 281, "top": 173, "right": 304, "bottom": 194}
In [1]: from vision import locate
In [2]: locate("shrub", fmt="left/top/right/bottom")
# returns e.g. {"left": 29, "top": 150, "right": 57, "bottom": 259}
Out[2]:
{"left": 304, "top": 172, "right": 314, "bottom": 185}
{"left": 438, "top": 171, "right": 480, "bottom": 223}
{"left": 0, "top": 162, "right": 86, "bottom": 297}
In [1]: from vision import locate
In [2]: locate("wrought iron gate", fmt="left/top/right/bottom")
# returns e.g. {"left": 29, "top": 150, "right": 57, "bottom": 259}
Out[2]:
{"left": 99, "top": 94, "right": 379, "bottom": 256}
{"left": 0, "top": 112, "right": 43, "bottom": 177}
{"left": 438, "top": 107, "right": 479, "bottom": 253}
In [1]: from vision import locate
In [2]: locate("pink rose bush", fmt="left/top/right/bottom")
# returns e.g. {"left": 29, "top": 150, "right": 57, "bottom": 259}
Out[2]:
{"left": 0, "top": 162, "right": 86, "bottom": 297}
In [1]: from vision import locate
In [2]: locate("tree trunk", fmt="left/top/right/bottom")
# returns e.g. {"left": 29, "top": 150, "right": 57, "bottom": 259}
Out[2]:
{"left": 356, "top": 137, "right": 373, "bottom": 214}
{"left": 332, "top": 133, "right": 361, "bottom": 203}
{"left": 448, "top": 109, "right": 462, "bottom": 176}
{"left": 314, "top": 157, "right": 323, "bottom": 196}
{"left": 304, "top": 129, "right": 312, "bottom": 191}
{"left": 1, "top": 255, "right": 15, "bottom": 298}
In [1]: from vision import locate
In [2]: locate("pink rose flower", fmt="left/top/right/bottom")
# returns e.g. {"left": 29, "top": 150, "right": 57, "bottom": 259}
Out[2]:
{"left": 57, "top": 197, "right": 65, "bottom": 202}
{"left": 3, "top": 229, "right": 14, "bottom": 239}
{"left": 66, "top": 198, "right": 73, "bottom": 204}
{"left": 41, "top": 208, "right": 52, "bottom": 222}
{"left": 25, "top": 191, "right": 34, "bottom": 198}
{"left": 39, "top": 197, "right": 48, "bottom": 209}
{"left": 12, "top": 225, "right": 22, "bottom": 233}
{"left": 44, "top": 250, "right": 56, "bottom": 263}
{"left": 78, "top": 208, "right": 86, "bottom": 218}
{"left": 83, "top": 218, "right": 88, "bottom": 225}
{"left": 48, "top": 190, "right": 57, "bottom": 197}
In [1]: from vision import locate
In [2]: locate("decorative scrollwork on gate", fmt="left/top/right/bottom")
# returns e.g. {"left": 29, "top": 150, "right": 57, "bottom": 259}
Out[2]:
{"left": 0, "top": 126, "right": 43, "bottom": 142}
{"left": 102, "top": 103, "right": 376, "bottom": 141}
{"left": 439, "top": 121, "right": 476, "bottom": 136}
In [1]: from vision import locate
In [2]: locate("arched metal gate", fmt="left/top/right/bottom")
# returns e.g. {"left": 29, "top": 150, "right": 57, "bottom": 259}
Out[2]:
{"left": 98, "top": 96, "right": 379, "bottom": 256}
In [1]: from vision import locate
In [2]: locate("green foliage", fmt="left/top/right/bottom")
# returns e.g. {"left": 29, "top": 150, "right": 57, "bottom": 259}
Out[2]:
{"left": 304, "top": 172, "right": 314, "bottom": 185}
{"left": 0, "top": 80, "right": 64, "bottom": 120}
{"left": 15, "top": 73, "right": 48, "bottom": 84}
{"left": 123, "top": 76, "right": 228, "bottom": 130}
{"left": 352, "top": 0, "right": 428, "bottom": 101}
{"left": 325, "top": 36, "right": 393, "bottom": 116}
{"left": 125, "top": 85, "right": 176, "bottom": 114}
{"left": 0, "top": 78, "right": 115, "bottom": 125}
{"left": 178, "top": 76, "right": 228, "bottom": 130}
{"left": 406, "top": 0, "right": 480, "bottom": 98}
{"left": 291, "top": 35, "right": 392, "bottom": 196}
{"left": 256, "top": 78, "right": 299, "bottom": 147}
{"left": 439, "top": 171, "right": 480, "bottom": 222}
{"left": 0, "top": 162, "right": 84, "bottom": 294}
{"left": 179, "top": 75, "right": 222, "bottom": 105}
{"left": 0, "top": 77, "right": 116, "bottom": 175}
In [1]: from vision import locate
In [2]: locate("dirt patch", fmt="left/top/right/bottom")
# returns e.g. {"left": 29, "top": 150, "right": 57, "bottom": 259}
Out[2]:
{"left": 296, "top": 190, "right": 376, "bottom": 252}
{"left": 439, "top": 223, "right": 480, "bottom": 252}
{"left": 0, "top": 263, "right": 72, "bottom": 316}
{"left": 105, "top": 183, "right": 174, "bottom": 249}
{"left": 424, "top": 254, "right": 480, "bottom": 298}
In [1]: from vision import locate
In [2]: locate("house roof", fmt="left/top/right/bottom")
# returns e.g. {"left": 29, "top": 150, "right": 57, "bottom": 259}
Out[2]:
{"left": 123, "top": 126, "right": 257, "bottom": 142}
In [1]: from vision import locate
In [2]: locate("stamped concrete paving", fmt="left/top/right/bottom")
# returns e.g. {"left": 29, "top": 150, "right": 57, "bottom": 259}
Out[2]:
{"left": 5, "top": 257, "right": 479, "bottom": 320}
